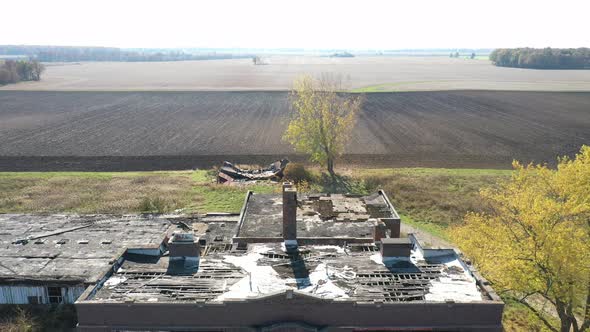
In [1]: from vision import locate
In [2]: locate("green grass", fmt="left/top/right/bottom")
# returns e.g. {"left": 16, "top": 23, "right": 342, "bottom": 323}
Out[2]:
{"left": 190, "top": 183, "right": 275, "bottom": 213}
{"left": 398, "top": 213, "right": 450, "bottom": 241}
{"left": 0, "top": 171, "right": 201, "bottom": 214}
{"left": 501, "top": 297, "right": 557, "bottom": 332}
{"left": 353, "top": 167, "right": 511, "bottom": 238}
{"left": 0, "top": 169, "right": 282, "bottom": 214}
{"left": 0, "top": 167, "right": 511, "bottom": 220}
{"left": 349, "top": 81, "right": 444, "bottom": 93}
{"left": 356, "top": 167, "right": 511, "bottom": 177}
{"left": 0, "top": 171, "right": 178, "bottom": 179}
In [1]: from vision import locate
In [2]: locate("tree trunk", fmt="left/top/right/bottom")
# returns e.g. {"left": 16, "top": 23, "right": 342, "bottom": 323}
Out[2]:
{"left": 557, "top": 300, "right": 575, "bottom": 332}
{"left": 560, "top": 316, "right": 573, "bottom": 332}
{"left": 327, "top": 157, "right": 335, "bottom": 179}
{"left": 581, "top": 258, "right": 590, "bottom": 332}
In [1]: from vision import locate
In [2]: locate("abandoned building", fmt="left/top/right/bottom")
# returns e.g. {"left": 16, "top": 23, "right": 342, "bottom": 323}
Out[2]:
{"left": 0, "top": 184, "right": 504, "bottom": 331}
{"left": 0, "top": 215, "right": 170, "bottom": 305}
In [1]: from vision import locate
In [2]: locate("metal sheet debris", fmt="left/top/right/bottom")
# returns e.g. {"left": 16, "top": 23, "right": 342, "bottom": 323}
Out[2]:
{"left": 217, "top": 159, "right": 289, "bottom": 183}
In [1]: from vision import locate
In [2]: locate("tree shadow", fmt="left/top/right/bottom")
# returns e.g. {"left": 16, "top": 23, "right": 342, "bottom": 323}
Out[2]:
{"left": 316, "top": 173, "right": 367, "bottom": 194}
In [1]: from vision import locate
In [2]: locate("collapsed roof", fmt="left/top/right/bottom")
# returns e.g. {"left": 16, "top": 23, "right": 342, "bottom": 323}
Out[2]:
{"left": 80, "top": 187, "right": 497, "bottom": 305}
{"left": 89, "top": 241, "right": 485, "bottom": 304}
{"left": 0, "top": 187, "right": 499, "bottom": 309}
{"left": 236, "top": 191, "right": 397, "bottom": 240}
{"left": 217, "top": 159, "right": 289, "bottom": 183}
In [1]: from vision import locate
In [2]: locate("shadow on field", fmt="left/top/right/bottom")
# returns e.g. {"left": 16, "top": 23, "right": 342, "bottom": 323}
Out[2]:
{"left": 314, "top": 173, "right": 370, "bottom": 195}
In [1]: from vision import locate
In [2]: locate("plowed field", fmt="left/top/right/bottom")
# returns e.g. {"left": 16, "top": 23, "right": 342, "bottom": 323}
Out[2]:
{"left": 1, "top": 90, "right": 588, "bottom": 171}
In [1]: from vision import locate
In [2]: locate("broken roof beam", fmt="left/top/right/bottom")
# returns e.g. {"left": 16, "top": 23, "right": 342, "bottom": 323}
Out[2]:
{"left": 12, "top": 224, "right": 93, "bottom": 245}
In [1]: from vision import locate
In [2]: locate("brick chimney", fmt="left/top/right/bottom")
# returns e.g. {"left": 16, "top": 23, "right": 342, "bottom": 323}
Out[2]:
{"left": 381, "top": 218, "right": 401, "bottom": 238}
{"left": 168, "top": 232, "right": 200, "bottom": 262}
{"left": 373, "top": 221, "right": 387, "bottom": 242}
{"left": 282, "top": 182, "right": 297, "bottom": 247}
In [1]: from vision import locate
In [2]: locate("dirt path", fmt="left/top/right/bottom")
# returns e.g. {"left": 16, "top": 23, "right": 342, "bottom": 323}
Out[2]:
{"left": 400, "top": 222, "right": 454, "bottom": 249}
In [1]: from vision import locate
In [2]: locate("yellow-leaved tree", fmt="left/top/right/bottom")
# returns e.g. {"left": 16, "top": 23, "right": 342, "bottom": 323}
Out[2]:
{"left": 451, "top": 146, "right": 590, "bottom": 332}
{"left": 283, "top": 75, "right": 363, "bottom": 178}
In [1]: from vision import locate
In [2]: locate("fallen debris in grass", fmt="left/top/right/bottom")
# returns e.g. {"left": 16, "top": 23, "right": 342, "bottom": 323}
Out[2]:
{"left": 217, "top": 159, "right": 289, "bottom": 184}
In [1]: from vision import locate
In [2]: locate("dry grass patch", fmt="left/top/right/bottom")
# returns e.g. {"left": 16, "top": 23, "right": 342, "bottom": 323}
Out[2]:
{"left": 0, "top": 172, "right": 198, "bottom": 214}
{"left": 353, "top": 168, "right": 511, "bottom": 236}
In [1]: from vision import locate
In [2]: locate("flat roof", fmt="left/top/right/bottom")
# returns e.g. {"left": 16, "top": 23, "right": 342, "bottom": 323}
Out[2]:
{"left": 88, "top": 241, "right": 485, "bottom": 304}
{"left": 237, "top": 192, "right": 398, "bottom": 239}
{"left": 0, "top": 191, "right": 496, "bottom": 306}
{"left": 0, "top": 214, "right": 171, "bottom": 284}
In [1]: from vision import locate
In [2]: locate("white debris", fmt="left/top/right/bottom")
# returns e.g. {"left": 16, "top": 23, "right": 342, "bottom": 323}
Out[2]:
{"left": 370, "top": 252, "right": 383, "bottom": 265}
{"left": 215, "top": 245, "right": 288, "bottom": 301}
{"left": 104, "top": 275, "right": 127, "bottom": 288}
{"left": 371, "top": 249, "right": 482, "bottom": 303}
{"left": 311, "top": 245, "right": 346, "bottom": 254}
{"left": 370, "top": 252, "right": 412, "bottom": 265}
{"left": 299, "top": 264, "right": 349, "bottom": 299}
{"left": 425, "top": 259, "right": 482, "bottom": 302}
{"left": 216, "top": 244, "right": 351, "bottom": 301}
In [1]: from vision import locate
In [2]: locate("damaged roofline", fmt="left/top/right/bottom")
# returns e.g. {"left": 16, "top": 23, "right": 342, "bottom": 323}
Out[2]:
{"left": 378, "top": 189, "right": 401, "bottom": 220}
{"left": 77, "top": 287, "right": 504, "bottom": 305}
{"left": 235, "top": 190, "right": 253, "bottom": 238}
{"left": 231, "top": 237, "right": 373, "bottom": 245}
{"left": 409, "top": 234, "right": 501, "bottom": 302}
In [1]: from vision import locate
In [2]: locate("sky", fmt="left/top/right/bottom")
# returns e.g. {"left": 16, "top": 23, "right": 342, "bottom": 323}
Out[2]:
{"left": 1, "top": 0, "right": 589, "bottom": 49}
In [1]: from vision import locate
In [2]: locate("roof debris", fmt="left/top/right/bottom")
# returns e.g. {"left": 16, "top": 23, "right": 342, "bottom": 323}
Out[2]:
{"left": 91, "top": 242, "right": 484, "bottom": 304}
{"left": 217, "top": 159, "right": 289, "bottom": 184}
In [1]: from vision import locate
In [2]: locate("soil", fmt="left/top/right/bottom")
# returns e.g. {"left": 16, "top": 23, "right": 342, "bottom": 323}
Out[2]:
{"left": 1, "top": 90, "right": 588, "bottom": 171}
{"left": 2, "top": 56, "right": 590, "bottom": 92}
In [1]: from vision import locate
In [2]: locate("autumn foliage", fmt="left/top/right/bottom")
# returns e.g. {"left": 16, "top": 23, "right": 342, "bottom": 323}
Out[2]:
{"left": 284, "top": 75, "right": 363, "bottom": 177}
{"left": 451, "top": 146, "right": 590, "bottom": 332}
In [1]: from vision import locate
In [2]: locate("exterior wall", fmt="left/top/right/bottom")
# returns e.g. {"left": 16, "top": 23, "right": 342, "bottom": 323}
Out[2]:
{"left": 76, "top": 294, "right": 504, "bottom": 332}
{"left": 0, "top": 284, "right": 85, "bottom": 304}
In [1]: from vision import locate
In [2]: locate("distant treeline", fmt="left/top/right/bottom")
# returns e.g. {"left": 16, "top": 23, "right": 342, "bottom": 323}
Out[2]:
{"left": 490, "top": 48, "right": 590, "bottom": 69}
{"left": 0, "top": 59, "right": 45, "bottom": 85}
{"left": 0, "top": 45, "right": 253, "bottom": 62}
{"left": 330, "top": 52, "right": 354, "bottom": 58}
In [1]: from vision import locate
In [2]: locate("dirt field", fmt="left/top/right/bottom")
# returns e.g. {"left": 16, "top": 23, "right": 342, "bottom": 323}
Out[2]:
{"left": 0, "top": 90, "right": 588, "bottom": 171}
{"left": 2, "top": 56, "right": 590, "bottom": 91}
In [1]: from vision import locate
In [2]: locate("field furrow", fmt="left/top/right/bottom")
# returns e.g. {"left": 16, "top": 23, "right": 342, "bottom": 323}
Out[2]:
{"left": 0, "top": 90, "right": 588, "bottom": 171}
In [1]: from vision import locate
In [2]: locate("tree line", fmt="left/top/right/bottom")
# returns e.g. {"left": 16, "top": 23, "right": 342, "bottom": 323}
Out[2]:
{"left": 0, "top": 59, "right": 45, "bottom": 85}
{"left": 490, "top": 47, "right": 590, "bottom": 69}
{"left": 449, "top": 52, "right": 477, "bottom": 59}
{"left": 0, "top": 45, "right": 252, "bottom": 62}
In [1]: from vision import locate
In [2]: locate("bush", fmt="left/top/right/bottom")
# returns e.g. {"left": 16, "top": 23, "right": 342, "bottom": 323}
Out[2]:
{"left": 138, "top": 196, "right": 170, "bottom": 214}
{"left": 283, "top": 163, "right": 312, "bottom": 184}
{"left": 0, "top": 307, "right": 38, "bottom": 332}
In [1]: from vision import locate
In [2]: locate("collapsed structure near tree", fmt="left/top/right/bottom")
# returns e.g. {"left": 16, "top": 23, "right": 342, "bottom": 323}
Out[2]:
{"left": 0, "top": 184, "right": 503, "bottom": 331}
{"left": 217, "top": 159, "right": 289, "bottom": 184}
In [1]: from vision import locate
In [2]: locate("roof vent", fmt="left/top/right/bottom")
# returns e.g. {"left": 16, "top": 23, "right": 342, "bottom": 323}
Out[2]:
{"left": 380, "top": 237, "right": 412, "bottom": 258}
{"left": 168, "top": 232, "right": 200, "bottom": 261}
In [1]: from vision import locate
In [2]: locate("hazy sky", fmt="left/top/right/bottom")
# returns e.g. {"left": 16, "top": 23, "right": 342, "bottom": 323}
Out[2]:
{"left": 2, "top": 0, "right": 589, "bottom": 49}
